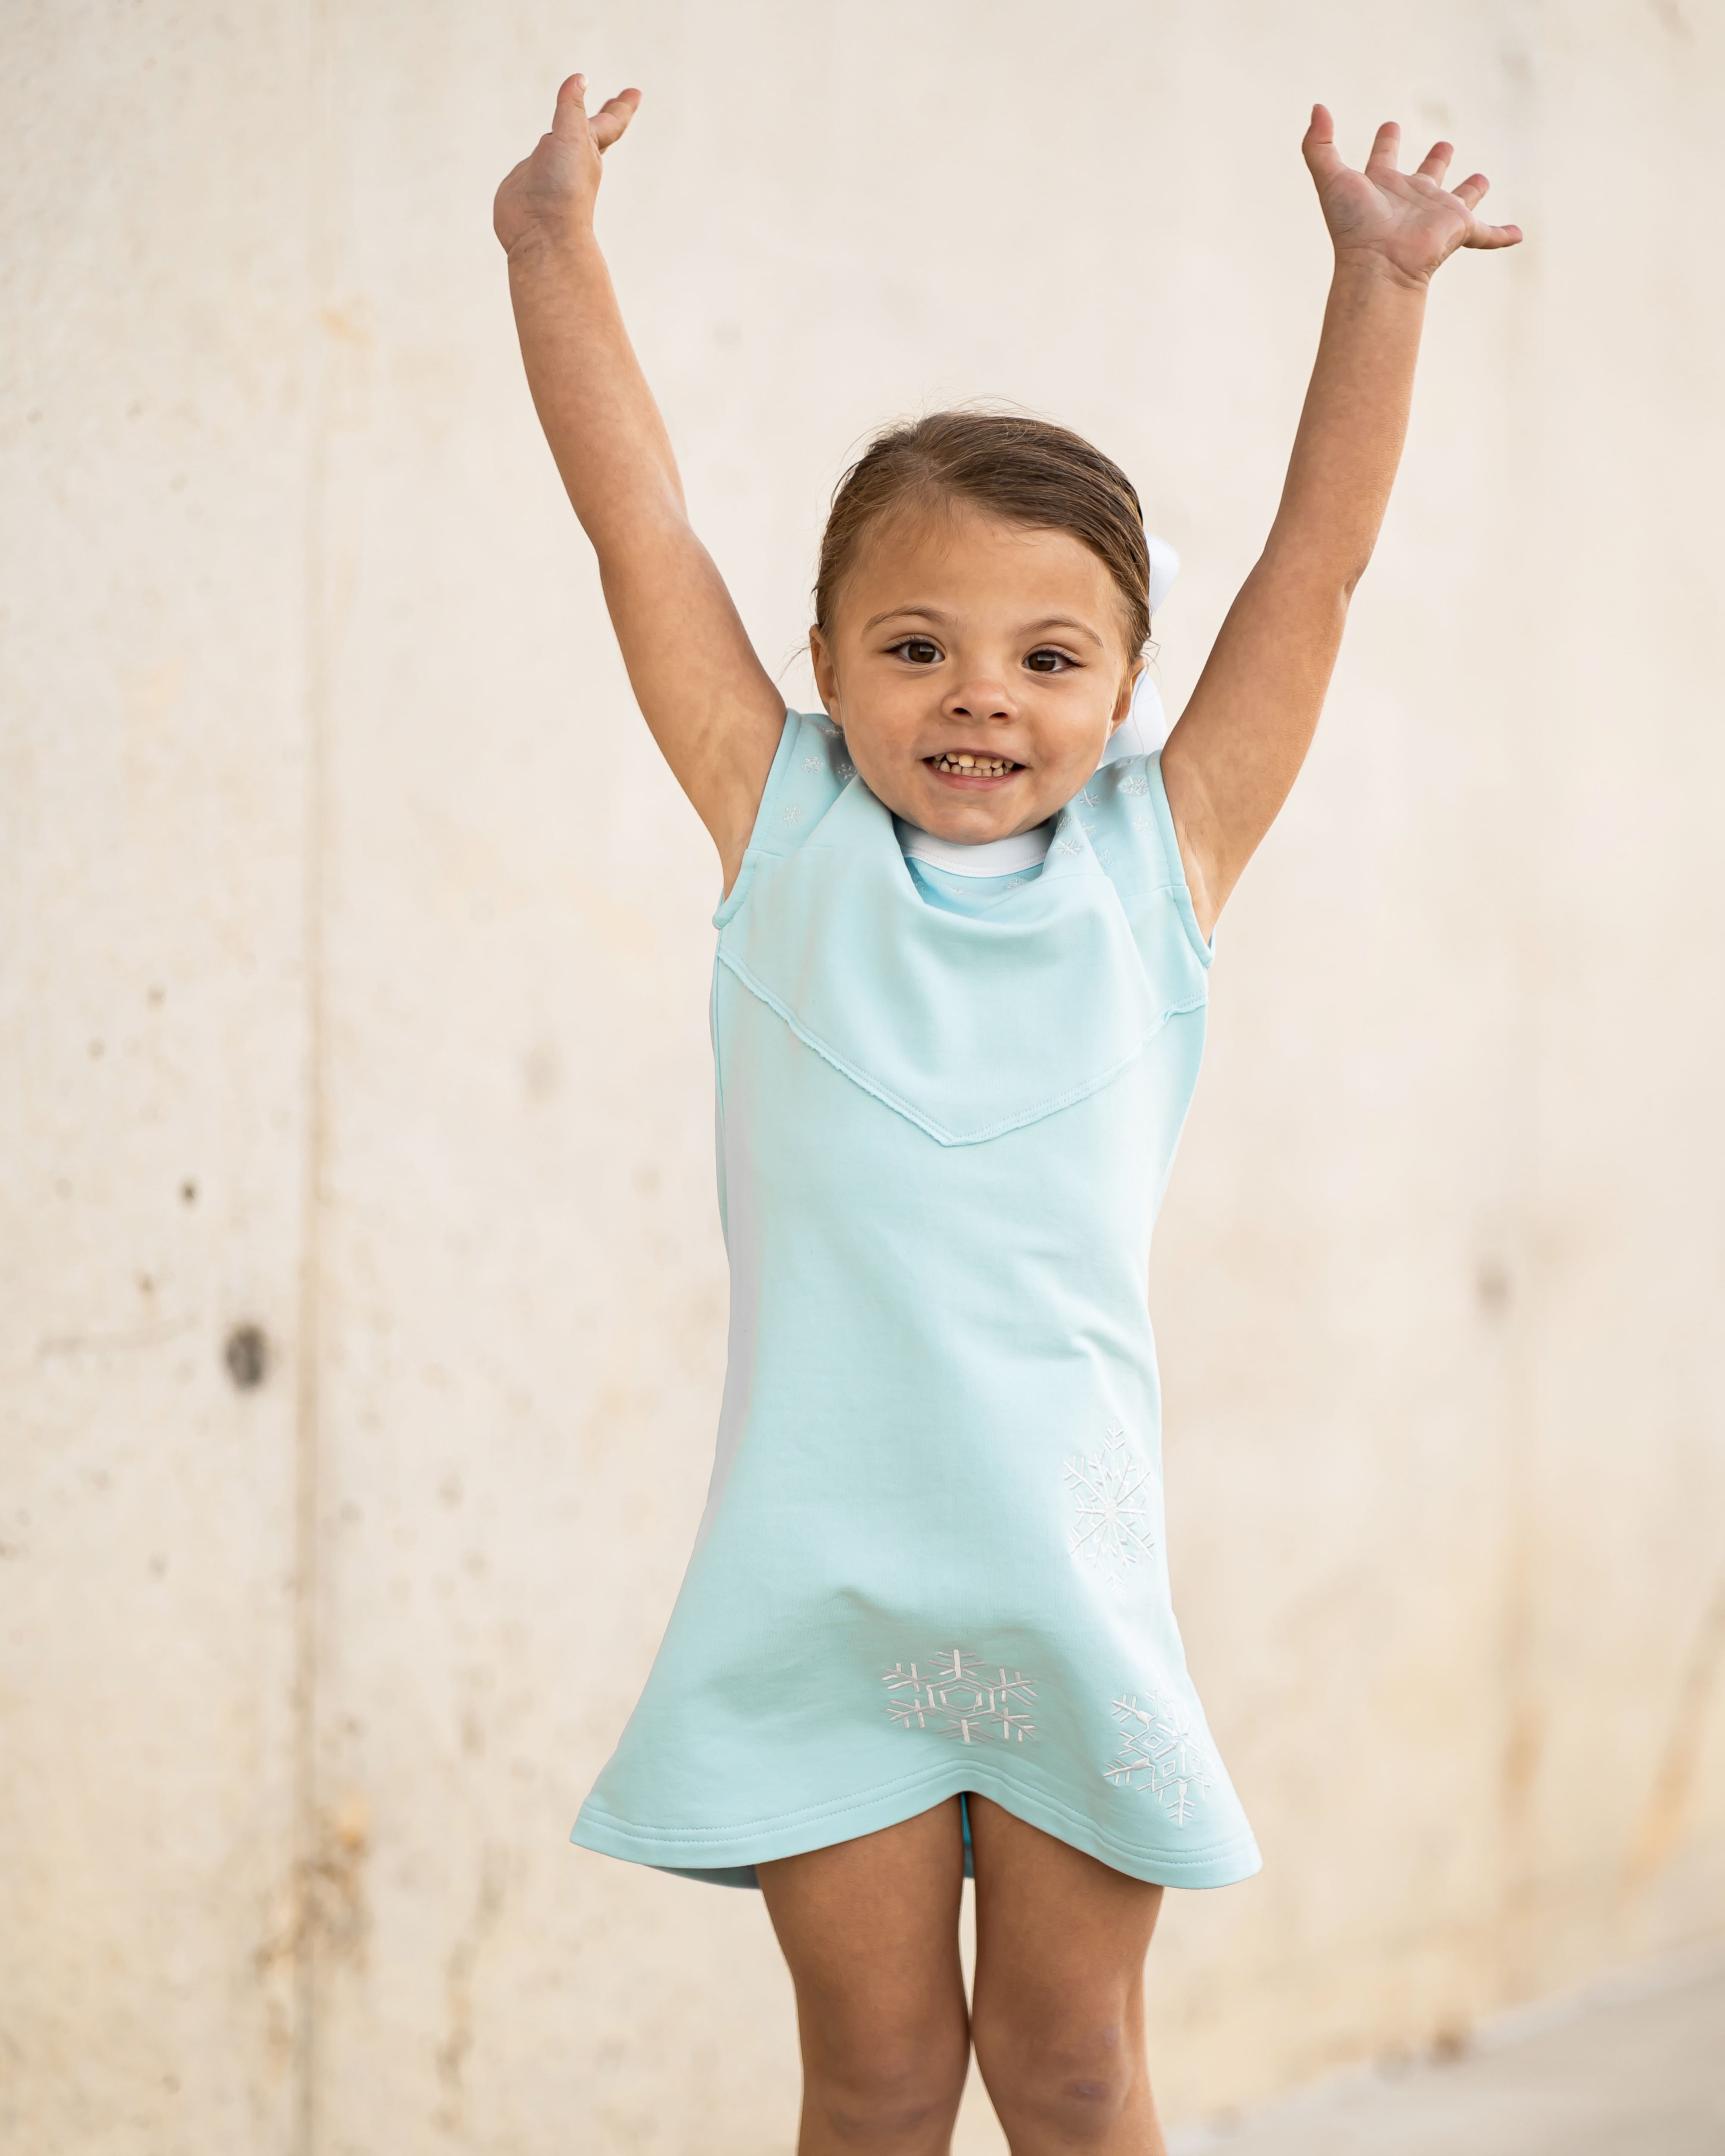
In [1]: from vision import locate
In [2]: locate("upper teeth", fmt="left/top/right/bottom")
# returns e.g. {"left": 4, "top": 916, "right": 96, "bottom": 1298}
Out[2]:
{"left": 934, "top": 754, "right": 1014, "bottom": 775}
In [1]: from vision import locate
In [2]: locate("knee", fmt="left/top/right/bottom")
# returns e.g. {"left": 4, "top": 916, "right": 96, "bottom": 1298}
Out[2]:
{"left": 807, "top": 2037, "right": 967, "bottom": 2148}
{"left": 972, "top": 2012, "right": 1138, "bottom": 2146}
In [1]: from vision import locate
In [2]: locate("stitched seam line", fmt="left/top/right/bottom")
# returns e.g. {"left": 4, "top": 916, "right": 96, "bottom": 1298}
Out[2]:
{"left": 712, "top": 709, "right": 806, "bottom": 927}
{"left": 577, "top": 1761, "right": 1255, "bottom": 1871}
{"left": 1143, "top": 756, "right": 1214, "bottom": 968}
{"left": 716, "top": 949, "right": 1198, "bottom": 1147}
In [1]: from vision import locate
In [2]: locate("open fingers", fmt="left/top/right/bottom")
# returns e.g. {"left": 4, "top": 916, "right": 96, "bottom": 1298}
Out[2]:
{"left": 1416, "top": 138, "right": 1453, "bottom": 185}
{"left": 1453, "top": 168, "right": 1522, "bottom": 246}
{"left": 1301, "top": 103, "right": 1345, "bottom": 188}
{"left": 1365, "top": 118, "right": 1402, "bottom": 173}
{"left": 590, "top": 86, "right": 642, "bottom": 153}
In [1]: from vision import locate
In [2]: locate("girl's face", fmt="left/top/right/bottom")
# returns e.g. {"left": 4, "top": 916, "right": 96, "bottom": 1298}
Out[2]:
{"left": 809, "top": 502, "right": 1142, "bottom": 843}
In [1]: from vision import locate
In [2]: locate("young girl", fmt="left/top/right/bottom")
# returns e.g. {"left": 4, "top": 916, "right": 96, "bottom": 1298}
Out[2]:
{"left": 495, "top": 78, "right": 1518, "bottom": 2156}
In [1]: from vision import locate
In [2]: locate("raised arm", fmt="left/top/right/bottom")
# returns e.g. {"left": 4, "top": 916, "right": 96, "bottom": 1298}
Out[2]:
{"left": 1161, "top": 107, "right": 1521, "bottom": 938}
{"left": 495, "top": 76, "right": 785, "bottom": 891}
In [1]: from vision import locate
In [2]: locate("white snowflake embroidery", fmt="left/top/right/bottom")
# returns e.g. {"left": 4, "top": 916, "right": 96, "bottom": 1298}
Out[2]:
{"left": 1053, "top": 813, "right": 1090, "bottom": 858}
{"left": 1082, "top": 787, "right": 1103, "bottom": 807}
{"left": 1103, "top": 1690, "right": 1211, "bottom": 1824}
{"left": 884, "top": 1648, "right": 1039, "bottom": 1745}
{"left": 803, "top": 755, "right": 823, "bottom": 774}
{"left": 836, "top": 759, "right": 856, "bottom": 783}
{"left": 1054, "top": 812, "right": 1098, "bottom": 858}
{"left": 1065, "top": 1423, "right": 1156, "bottom": 1582}
{"left": 1131, "top": 811, "right": 1152, "bottom": 830}
{"left": 783, "top": 802, "right": 804, "bottom": 827}
{"left": 1117, "top": 771, "right": 1149, "bottom": 797}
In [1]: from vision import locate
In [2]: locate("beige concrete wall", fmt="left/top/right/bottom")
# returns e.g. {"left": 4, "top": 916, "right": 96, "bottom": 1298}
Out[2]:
{"left": 4, "top": 2, "right": 1722, "bottom": 2150}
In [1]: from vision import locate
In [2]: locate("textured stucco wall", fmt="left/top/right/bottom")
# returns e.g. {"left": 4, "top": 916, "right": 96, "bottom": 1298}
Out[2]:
{"left": 4, "top": 2, "right": 1723, "bottom": 2151}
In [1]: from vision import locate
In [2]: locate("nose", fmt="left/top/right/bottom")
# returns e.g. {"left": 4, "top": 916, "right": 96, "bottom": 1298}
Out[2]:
{"left": 943, "top": 676, "right": 1016, "bottom": 724}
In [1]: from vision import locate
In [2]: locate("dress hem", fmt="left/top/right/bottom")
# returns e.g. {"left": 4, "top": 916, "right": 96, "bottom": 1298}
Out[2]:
{"left": 571, "top": 1758, "right": 1262, "bottom": 1893}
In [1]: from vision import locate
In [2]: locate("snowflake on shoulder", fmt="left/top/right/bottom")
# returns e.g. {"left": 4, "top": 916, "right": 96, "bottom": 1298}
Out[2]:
{"left": 1116, "top": 770, "right": 1150, "bottom": 797}
{"left": 1103, "top": 1689, "right": 1211, "bottom": 1825}
{"left": 1065, "top": 1423, "right": 1156, "bottom": 1583}
{"left": 883, "top": 1648, "right": 1038, "bottom": 1745}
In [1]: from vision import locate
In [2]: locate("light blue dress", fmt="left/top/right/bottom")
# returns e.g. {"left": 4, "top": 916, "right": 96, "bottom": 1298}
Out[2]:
{"left": 572, "top": 711, "right": 1261, "bottom": 1891}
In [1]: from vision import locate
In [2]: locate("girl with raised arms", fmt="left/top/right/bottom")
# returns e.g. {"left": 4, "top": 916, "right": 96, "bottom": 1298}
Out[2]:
{"left": 495, "top": 77, "right": 1517, "bottom": 2156}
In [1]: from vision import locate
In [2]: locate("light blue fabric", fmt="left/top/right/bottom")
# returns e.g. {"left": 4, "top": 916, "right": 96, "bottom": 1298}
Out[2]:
{"left": 903, "top": 855, "right": 1044, "bottom": 915}
{"left": 572, "top": 712, "right": 1261, "bottom": 1891}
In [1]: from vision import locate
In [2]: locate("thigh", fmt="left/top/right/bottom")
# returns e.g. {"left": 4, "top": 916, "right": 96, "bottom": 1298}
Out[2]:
{"left": 758, "top": 1798, "right": 969, "bottom": 2052}
{"left": 967, "top": 1796, "right": 1166, "bottom": 2149}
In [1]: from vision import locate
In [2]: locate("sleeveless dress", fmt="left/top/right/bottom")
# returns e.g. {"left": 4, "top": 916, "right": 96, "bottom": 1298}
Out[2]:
{"left": 571, "top": 710, "right": 1261, "bottom": 1891}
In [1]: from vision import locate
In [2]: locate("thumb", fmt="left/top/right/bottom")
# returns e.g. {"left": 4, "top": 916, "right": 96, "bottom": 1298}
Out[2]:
{"left": 550, "top": 72, "right": 591, "bottom": 141}
{"left": 1302, "top": 101, "right": 1344, "bottom": 188}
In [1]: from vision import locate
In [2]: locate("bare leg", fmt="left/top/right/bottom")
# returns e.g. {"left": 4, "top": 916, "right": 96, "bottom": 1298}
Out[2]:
{"left": 967, "top": 1795, "right": 1167, "bottom": 2154}
{"left": 758, "top": 1799, "right": 971, "bottom": 2154}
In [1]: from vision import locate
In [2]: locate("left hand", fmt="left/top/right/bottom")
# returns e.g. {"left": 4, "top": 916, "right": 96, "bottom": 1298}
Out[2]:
{"left": 1303, "top": 105, "right": 1522, "bottom": 283}
{"left": 493, "top": 74, "right": 642, "bottom": 257}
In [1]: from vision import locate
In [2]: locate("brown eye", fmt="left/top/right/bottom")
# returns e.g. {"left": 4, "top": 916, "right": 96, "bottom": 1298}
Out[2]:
{"left": 1025, "top": 648, "right": 1073, "bottom": 674}
{"left": 894, "top": 638, "right": 942, "bottom": 666}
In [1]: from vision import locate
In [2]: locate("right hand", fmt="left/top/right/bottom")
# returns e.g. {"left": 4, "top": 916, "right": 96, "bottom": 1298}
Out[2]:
{"left": 493, "top": 73, "right": 641, "bottom": 256}
{"left": 1302, "top": 106, "right": 1520, "bottom": 285}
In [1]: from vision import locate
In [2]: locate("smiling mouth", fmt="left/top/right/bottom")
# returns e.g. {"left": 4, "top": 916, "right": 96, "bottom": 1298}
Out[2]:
{"left": 928, "top": 752, "right": 1021, "bottom": 777}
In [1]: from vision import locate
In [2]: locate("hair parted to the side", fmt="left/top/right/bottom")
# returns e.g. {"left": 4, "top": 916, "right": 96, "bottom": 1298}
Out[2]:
{"left": 814, "top": 410, "right": 1152, "bottom": 661}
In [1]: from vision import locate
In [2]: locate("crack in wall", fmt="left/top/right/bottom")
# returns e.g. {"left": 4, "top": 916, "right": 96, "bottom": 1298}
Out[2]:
{"left": 1628, "top": 1571, "right": 1725, "bottom": 1885}
{"left": 433, "top": 1845, "right": 507, "bottom": 2134}
{"left": 292, "top": 0, "right": 336, "bottom": 2147}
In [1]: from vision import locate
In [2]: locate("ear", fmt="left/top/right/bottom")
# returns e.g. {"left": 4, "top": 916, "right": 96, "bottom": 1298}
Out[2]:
{"left": 809, "top": 626, "right": 840, "bottom": 719}
{"left": 1110, "top": 658, "right": 1146, "bottom": 730}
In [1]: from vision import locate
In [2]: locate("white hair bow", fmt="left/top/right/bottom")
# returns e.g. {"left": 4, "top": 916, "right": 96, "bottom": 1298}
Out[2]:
{"left": 1145, "top": 532, "right": 1180, "bottom": 618}
{"left": 1098, "top": 533, "right": 1179, "bottom": 762}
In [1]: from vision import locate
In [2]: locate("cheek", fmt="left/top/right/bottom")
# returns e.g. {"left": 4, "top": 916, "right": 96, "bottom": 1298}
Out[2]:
{"left": 832, "top": 669, "right": 926, "bottom": 740}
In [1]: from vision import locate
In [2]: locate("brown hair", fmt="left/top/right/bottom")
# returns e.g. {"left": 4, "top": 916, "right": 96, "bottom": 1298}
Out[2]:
{"left": 814, "top": 410, "right": 1151, "bottom": 661}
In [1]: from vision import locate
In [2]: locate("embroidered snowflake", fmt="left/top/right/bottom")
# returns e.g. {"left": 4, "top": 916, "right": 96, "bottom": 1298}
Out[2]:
{"left": 1082, "top": 786, "right": 1103, "bottom": 807}
{"left": 1053, "top": 815, "right": 1089, "bottom": 858}
{"left": 1065, "top": 1423, "right": 1156, "bottom": 1582}
{"left": 1103, "top": 1690, "right": 1211, "bottom": 1825}
{"left": 884, "top": 1648, "right": 1039, "bottom": 1745}
{"left": 783, "top": 801, "right": 804, "bottom": 826}
{"left": 803, "top": 755, "right": 823, "bottom": 774}
{"left": 836, "top": 759, "right": 856, "bottom": 783}
{"left": 1117, "top": 771, "right": 1149, "bottom": 797}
